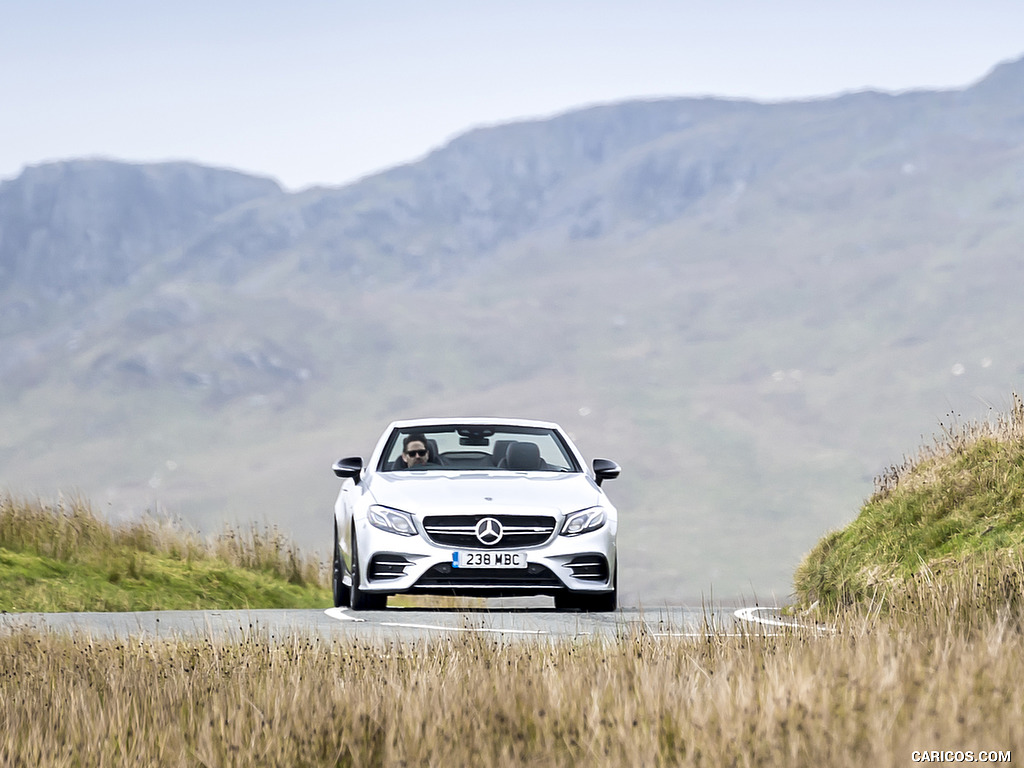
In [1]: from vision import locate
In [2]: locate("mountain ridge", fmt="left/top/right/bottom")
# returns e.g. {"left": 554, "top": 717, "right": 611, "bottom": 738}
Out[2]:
{"left": 2, "top": 54, "right": 1023, "bottom": 600}
{"left": 4, "top": 54, "right": 1022, "bottom": 301}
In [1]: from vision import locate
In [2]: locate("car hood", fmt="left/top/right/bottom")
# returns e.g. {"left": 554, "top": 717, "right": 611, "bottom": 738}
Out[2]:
{"left": 366, "top": 471, "right": 604, "bottom": 517}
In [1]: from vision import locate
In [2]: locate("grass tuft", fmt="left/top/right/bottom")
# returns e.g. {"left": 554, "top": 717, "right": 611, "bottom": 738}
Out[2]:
{"left": 0, "top": 492, "right": 329, "bottom": 611}
{"left": 795, "top": 393, "right": 1024, "bottom": 614}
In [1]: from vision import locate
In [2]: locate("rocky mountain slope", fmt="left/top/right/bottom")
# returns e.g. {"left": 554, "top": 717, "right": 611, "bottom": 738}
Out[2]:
{"left": 2, "top": 55, "right": 1023, "bottom": 601}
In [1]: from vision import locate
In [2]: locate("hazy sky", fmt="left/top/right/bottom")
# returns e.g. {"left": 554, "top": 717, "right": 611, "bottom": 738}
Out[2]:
{"left": 4, "top": 1, "right": 1023, "bottom": 190}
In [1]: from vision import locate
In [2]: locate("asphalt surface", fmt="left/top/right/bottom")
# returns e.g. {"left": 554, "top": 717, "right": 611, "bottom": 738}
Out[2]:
{"left": 0, "top": 602, "right": 803, "bottom": 642}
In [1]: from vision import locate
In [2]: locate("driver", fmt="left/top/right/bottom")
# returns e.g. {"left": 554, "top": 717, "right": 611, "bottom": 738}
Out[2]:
{"left": 400, "top": 433, "right": 431, "bottom": 467}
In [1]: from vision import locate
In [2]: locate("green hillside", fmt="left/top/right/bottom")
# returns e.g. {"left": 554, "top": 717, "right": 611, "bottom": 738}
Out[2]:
{"left": 0, "top": 494, "right": 329, "bottom": 612}
{"left": 3, "top": 55, "right": 1024, "bottom": 602}
{"left": 794, "top": 395, "right": 1024, "bottom": 613}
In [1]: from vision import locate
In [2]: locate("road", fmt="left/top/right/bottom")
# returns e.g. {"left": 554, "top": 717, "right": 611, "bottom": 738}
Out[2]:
{"left": 1, "top": 602, "right": 804, "bottom": 642}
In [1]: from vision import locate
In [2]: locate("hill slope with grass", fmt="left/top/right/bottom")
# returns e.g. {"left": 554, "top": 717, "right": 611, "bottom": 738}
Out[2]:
{"left": 4, "top": 55, "right": 1024, "bottom": 601}
{"left": 794, "top": 395, "right": 1024, "bottom": 613}
{"left": 0, "top": 494, "right": 329, "bottom": 612}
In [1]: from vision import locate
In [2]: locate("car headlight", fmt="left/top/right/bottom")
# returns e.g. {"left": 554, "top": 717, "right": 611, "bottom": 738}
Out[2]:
{"left": 560, "top": 506, "right": 607, "bottom": 536}
{"left": 367, "top": 505, "right": 417, "bottom": 536}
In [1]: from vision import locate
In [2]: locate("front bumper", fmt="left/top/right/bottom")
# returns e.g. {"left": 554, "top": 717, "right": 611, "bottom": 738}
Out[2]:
{"left": 354, "top": 519, "right": 617, "bottom": 597}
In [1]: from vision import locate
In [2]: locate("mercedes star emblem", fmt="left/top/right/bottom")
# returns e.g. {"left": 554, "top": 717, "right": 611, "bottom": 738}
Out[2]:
{"left": 475, "top": 517, "right": 503, "bottom": 546}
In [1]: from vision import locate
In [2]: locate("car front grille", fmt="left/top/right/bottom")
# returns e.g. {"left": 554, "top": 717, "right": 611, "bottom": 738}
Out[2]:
{"left": 422, "top": 514, "right": 556, "bottom": 548}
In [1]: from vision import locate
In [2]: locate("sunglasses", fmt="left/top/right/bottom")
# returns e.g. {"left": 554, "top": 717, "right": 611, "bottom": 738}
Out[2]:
{"left": 404, "top": 449, "right": 428, "bottom": 458}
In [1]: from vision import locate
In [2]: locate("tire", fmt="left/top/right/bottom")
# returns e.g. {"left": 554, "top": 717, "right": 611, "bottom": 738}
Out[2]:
{"left": 555, "top": 590, "right": 617, "bottom": 612}
{"left": 554, "top": 565, "right": 618, "bottom": 612}
{"left": 331, "top": 529, "right": 350, "bottom": 608}
{"left": 349, "top": 530, "right": 387, "bottom": 611}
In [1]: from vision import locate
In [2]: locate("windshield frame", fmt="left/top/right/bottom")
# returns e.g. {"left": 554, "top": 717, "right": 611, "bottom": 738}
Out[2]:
{"left": 376, "top": 423, "right": 582, "bottom": 473}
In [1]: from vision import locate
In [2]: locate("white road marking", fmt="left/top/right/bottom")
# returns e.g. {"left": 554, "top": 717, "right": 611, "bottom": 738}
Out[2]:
{"left": 653, "top": 631, "right": 751, "bottom": 637}
{"left": 322, "top": 606, "right": 830, "bottom": 637}
{"left": 380, "top": 621, "right": 547, "bottom": 635}
{"left": 323, "top": 607, "right": 365, "bottom": 622}
{"left": 324, "top": 607, "right": 546, "bottom": 634}
{"left": 733, "top": 606, "right": 834, "bottom": 633}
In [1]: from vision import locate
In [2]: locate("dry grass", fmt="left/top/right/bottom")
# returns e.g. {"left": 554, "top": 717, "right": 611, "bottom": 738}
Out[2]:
{"left": 0, "top": 492, "right": 324, "bottom": 586}
{"left": 0, "top": 493, "right": 328, "bottom": 611}
{"left": 872, "top": 393, "right": 1024, "bottom": 500}
{"left": 2, "top": 582, "right": 1021, "bottom": 767}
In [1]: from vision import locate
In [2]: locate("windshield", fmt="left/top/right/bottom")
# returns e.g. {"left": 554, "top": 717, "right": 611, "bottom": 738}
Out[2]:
{"left": 379, "top": 424, "right": 579, "bottom": 473}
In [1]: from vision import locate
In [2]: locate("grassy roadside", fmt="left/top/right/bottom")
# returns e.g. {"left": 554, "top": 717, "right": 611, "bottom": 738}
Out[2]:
{"left": 0, "top": 493, "right": 330, "bottom": 611}
{"left": 1, "top": 590, "right": 1021, "bottom": 767}
{"left": 3, "top": 400, "right": 1024, "bottom": 764}
{"left": 794, "top": 394, "right": 1024, "bottom": 614}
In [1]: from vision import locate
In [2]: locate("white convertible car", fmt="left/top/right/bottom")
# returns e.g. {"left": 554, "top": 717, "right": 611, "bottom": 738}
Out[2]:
{"left": 331, "top": 418, "right": 620, "bottom": 611}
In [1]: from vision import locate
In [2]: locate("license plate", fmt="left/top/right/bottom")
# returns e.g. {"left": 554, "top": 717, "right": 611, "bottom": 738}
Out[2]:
{"left": 452, "top": 551, "right": 527, "bottom": 569}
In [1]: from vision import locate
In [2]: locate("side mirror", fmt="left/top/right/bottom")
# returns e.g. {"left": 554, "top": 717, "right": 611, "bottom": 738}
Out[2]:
{"left": 332, "top": 456, "right": 364, "bottom": 479}
{"left": 593, "top": 458, "right": 620, "bottom": 486}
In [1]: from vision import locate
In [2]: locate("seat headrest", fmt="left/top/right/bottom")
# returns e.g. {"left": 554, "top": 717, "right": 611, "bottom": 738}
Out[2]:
{"left": 491, "top": 439, "right": 514, "bottom": 465}
{"left": 506, "top": 441, "right": 542, "bottom": 470}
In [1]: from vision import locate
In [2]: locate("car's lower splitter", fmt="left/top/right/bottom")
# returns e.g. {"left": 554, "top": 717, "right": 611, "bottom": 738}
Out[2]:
{"left": 395, "top": 563, "right": 563, "bottom": 596}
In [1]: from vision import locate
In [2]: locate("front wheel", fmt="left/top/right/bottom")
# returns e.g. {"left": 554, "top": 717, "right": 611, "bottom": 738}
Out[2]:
{"left": 555, "top": 589, "right": 617, "bottom": 612}
{"left": 555, "top": 565, "right": 617, "bottom": 612}
{"left": 349, "top": 530, "right": 387, "bottom": 611}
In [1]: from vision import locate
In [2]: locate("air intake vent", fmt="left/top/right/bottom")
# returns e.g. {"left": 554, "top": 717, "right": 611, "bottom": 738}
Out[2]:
{"left": 566, "top": 555, "right": 609, "bottom": 582}
{"left": 368, "top": 554, "right": 413, "bottom": 581}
